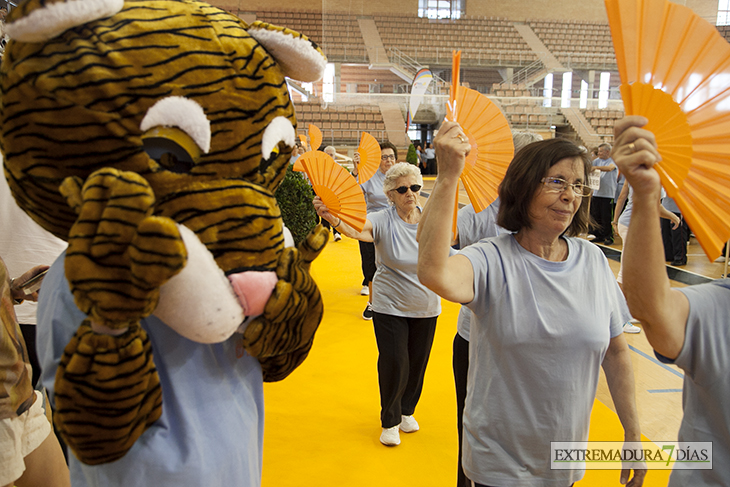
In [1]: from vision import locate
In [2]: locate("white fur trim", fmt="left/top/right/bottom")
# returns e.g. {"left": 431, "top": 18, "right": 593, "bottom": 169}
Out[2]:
{"left": 153, "top": 224, "right": 246, "bottom": 343}
{"left": 261, "top": 116, "right": 295, "bottom": 160}
{"left": 5, "top": 0, "right": 124, "bottom": 43}
{"left": 140, "top": 97, "right": 211, "bottom": 153}
{"left": 282, "top": 225, "right": 295, "bottom": 248}
{"left": 249, "top": 27, "right": 326, "bottom": 82}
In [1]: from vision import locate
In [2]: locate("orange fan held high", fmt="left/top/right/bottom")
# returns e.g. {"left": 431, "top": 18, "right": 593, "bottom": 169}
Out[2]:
{"left": 297, "top": 150, "right": 367, "bottom": 232}
{"left": 355, "top": 132, "right": 382, "bottom": 185}
{"left": 445, "top": 51, "right": 514, "bottom": 237}
{"left": 606, "top": 0, "right": 730, "bottom": 260}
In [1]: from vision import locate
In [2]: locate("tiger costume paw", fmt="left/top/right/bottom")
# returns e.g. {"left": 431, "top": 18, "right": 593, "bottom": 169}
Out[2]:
{"left": 61, "top": 168, "right": 187, "bottom": 328}
{"left": 54, "top": 321, "right": 162, "bottom": 465}
{"left": 243, "top": 224, "right": 328, "bottom": 381}
{"left": 57, "top": 168, "right": 186, "bottom": 462}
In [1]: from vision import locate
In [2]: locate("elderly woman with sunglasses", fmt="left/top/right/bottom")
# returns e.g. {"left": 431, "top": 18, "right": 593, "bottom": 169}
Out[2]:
{"left": 418, "top": 122, "right": 646, "bottom": 487}
{"left": 314, "top": 162, "right": 449, "bottom": 447}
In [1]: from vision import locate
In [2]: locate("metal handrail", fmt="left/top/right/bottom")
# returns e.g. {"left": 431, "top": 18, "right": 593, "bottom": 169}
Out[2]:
{"left": 500, "top": 55, "right": 547, "bottom": 87}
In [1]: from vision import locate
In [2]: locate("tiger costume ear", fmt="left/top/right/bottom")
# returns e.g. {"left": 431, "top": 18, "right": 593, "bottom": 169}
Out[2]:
{"left": 248, "top": 21, "right": 327, "bottom": 83}
{"left": 5, "top": 0, "right": 124, "bottom": 42}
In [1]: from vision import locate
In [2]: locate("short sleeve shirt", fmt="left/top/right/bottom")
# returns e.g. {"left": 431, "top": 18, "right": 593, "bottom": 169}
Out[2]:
{"left": 369, "top": 206, "right": 442, "bottom": 318}
{"left": 360, "top": 170, "right": 389, "bottom": 214}
{"left": 592, "top": 157, "right": 618, "bottom": 198}
{"left": 657, "top": 280, "right": 730, "bottom": 487}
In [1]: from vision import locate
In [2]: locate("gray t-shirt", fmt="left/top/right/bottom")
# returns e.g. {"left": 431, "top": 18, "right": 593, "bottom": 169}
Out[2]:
{"left": 460, "top": 234, "right": 628, "bottom": 486}
{"left": 455, "top": 200, "right": 509, "bottom": 341}
{"left": 369, "top": 206, "right": 442, "bottom": 318}
{"left": 658, "top": 280, "right": 730, "bottom": 487}
{"left": 592, "top": 157, "right": 618, "bottom": 198}
{"left": 360, "top": 169, "right": 390, "bottom": 214}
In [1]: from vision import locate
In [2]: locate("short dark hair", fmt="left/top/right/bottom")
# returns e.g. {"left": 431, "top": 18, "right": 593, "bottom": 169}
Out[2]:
{"left": 497, "top": 138, "right": 593, "bottom": 236}
{"left": 380, "top": 140, "right": 398, "bottom": 157}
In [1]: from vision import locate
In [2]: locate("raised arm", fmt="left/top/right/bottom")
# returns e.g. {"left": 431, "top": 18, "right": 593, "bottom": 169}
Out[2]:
{"left": 417, "top": 121, "right": 474, "bottom": 304}
{"left": 313, "top": 196, "right": 373, "bottom": 242}
{"left": 612, "top": 116, "right": 689, "bottom": 359}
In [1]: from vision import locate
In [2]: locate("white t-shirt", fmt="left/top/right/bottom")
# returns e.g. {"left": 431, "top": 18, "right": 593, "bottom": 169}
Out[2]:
{"left": 359, "top": 169, "right": 389, "bottom": 214}
{"left": 455, "top": 200, "right": 508, "bottom": 341}
{"left": 460, "top": 234, "right": 628, "bottom": 486}
{"left": 0, "top": 174, "right": 67, "bottom": 324}
{"left": 369, "top": 206, "right": 443, "bottom": 318}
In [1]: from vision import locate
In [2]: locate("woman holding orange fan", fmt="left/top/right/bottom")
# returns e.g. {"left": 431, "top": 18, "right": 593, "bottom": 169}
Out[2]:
{"left": 314, "top": 162, "right": 449, "bottom": 448}
{"left": 418, "top": 122, "right": 645, "bottom": 487}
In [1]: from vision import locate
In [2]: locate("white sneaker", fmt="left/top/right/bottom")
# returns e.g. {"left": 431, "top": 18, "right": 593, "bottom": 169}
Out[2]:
{"left": 333, "top": 233, "right": 342, "bottom": 242}
{"left": 360, "top": 285, "right": 369, "bottom": 296}
{"left": 380, "top": 425, "right": 400, "bottom": 446}
{"left": 623, "top": 322, "right": 641, "bottom": 334}
{"left": 715, "top": 255, "right": 726, "bottom": 263}
{"left": 399, "top": 415, "right": 419, "bottom": 433}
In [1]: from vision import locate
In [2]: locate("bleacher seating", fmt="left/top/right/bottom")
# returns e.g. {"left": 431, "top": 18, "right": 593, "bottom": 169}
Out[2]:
{"left": 253, "top": 10, "right": 368, "bottom": 63}
{"left": 294, "top": 103, "right": 387, "bottom": 145}
{"left": 374, "top": 15, "right": 537, "bottom": 66}
{"left": 583, "top": 109, "right": 625, "bottom": 143}
{"left": 528, "top": 20, "right": 616, "bottom": 70}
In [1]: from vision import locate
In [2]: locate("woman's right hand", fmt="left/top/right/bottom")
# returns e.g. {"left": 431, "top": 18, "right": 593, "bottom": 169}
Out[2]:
{"left": 433, "top": 120, "right": 470, "bottom": 180}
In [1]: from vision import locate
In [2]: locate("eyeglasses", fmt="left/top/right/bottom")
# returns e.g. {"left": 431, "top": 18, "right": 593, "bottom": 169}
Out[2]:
{"left": 541, "top": 177, "right": 592, "bottom": 197}
{"left": 393, "top": 184, "right": 422, "bottom": 194}
{"left": 381, "top": 154, "right": 396, "bottom": 160}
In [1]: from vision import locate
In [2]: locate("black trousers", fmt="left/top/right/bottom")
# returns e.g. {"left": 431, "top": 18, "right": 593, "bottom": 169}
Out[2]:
{"left": 453, "top": 333, "right": 470, "bottom": 487}
{"left": 372, "top": 312, "right": 438, "bottom": 428}
{"left": 590, "top": 196, "right": 613, "bottom": 241}
{"left": 661, "top": 212, "right": 688, "bottom": 263}
{"left": 19, "top": 324, "right": 41, "bottom": 388}
{"left": 359, "top": 240, "right": 376, "bottom": 286}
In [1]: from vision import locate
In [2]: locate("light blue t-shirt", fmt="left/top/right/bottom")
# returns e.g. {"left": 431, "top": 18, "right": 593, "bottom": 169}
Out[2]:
{"left": 360, "top": 169, "right": 390, "bottom": 214}
{"left": 455, "top": 200, "right": 509, "bottom": 341}
{"left": 37, "top": 254, "right": 265, "bottom": 487}
{"left": 662, "top": 196, "right": 681, "bottom": 214}
{"left": 459, "top": 235, "right": 628, "bottom": 486}
{"left": 658, "top": 280, "right": 730, "bottom": 487}
{"left": 592, "top": 157, "right": 618, "bottom": 198}
{"left": 369, "top": 206, "right": 442, "bottom": 318}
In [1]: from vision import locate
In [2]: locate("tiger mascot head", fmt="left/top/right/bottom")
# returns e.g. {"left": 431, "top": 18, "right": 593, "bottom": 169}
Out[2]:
{"left": 1, "top": 0, "right": 329, "bottom": 465}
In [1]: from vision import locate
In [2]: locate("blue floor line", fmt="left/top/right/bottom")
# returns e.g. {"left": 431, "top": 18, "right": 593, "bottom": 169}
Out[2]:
{"left": 628, "top": 344, "right": 685, "bottom": 380}
{"left": 648, "top": 389, "right": 683, "bottom": 393}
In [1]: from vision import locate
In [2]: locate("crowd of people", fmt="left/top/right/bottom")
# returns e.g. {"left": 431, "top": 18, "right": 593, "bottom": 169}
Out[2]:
{"left": 2, "top": 88, "right": 726, "bottom": 487}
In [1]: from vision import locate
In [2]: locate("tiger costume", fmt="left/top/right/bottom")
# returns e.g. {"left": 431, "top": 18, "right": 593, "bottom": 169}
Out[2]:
{"left": 1, "top": 0, "right": 329, "bottom": 479}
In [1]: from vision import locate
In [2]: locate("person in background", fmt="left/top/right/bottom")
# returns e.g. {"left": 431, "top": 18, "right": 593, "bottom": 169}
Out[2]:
{"left": 419, "top": 123, "right": 645, "bottom": 487}
{"left": 613, "top": 115, "right": 730, "bottom": 486}
{"left": 314, "top": 162, "right": 445, "bottom": 447}
{"left": 451, "top": 129, "right": 542, "bottom": 487}
{"left": 0, "top": 175, "right": 67, "bottom": 387}
{"left": 323, "top": 146, "right": 342, "bottom": 242}
{"left": 357, "top": 141, "right": 398, "bottom": 319}
{"left": 613, "top": 180, "right": 680, "bottom": 333}
{"left": 661, "top": 196, "right": 688, "bottom": 266}
{"left": 424, "top": 142, "right": 436, "bottom": 175}
{"left": 289, "top": 142, "right": 303, "bottom": 165}
{"left": 590, "top": 143, "right": 618, "bottom": 245}
{"left": 415, "top": 142, "right": 427, "bottom": 174}
{"left": 1, "top": 256, "right": 70, "bottom": 487}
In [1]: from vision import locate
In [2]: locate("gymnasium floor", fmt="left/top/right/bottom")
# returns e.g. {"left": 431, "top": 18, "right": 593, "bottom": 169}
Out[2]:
{"left": 261, "top": 181, "right": 724, "bottom": 486}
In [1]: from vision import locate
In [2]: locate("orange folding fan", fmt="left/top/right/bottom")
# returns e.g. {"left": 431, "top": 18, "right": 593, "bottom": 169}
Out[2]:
{"left": 297, "top": 150, "right": 367, "bottom": 232}
{"left": 308, "top": 123, "right": 322, "bottom": 152}
{"left": 445, "top": 84, "right": 514, "bottom": 235}
{"left": 606, "top": 0, "right": 730, "bottom": 260}
{"left": 356, "top": 132, "right": 381, "bottom": 184}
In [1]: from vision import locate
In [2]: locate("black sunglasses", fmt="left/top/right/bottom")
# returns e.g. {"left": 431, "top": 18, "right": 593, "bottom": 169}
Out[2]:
{"left": 394, "top": 184, "right": 422, "bottom": 194}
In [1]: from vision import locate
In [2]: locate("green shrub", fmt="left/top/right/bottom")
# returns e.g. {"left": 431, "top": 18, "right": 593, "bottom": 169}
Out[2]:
{"left": 406, "top": 143, "right": 418, "bottom": 165}
{"left": 275, "top": 165, "right": 318, "bottom": 246}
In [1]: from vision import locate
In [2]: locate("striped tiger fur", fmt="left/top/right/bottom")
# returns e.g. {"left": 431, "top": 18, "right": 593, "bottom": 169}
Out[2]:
{"left": 1, "top": 0, "right": 328, "bottom": 465}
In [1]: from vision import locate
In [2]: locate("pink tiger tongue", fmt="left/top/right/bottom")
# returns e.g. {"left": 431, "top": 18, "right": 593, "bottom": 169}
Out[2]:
{"left": 228, "top": 271, "right": 278, "bottom": 317}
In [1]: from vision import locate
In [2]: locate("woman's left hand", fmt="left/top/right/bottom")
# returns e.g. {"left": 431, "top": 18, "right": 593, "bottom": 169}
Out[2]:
{"left": 613, "top": 117, "right": 662, "bottom": 197}
{"left": 433, "top": 121, "right": 470, "bottom": 181}
{"left": 10, "top": 264, "right": 49, "bottom": 302}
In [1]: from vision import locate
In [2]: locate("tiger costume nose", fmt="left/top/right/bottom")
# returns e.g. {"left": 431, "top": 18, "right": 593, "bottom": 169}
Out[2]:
{"left": 228, "top": 271, "right": 278, "bottom": 318}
